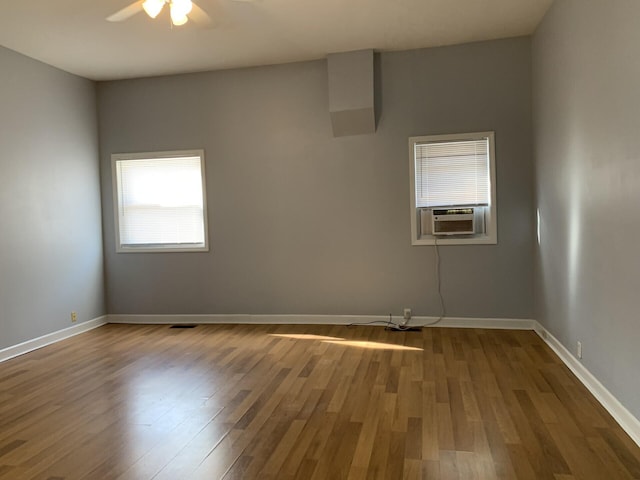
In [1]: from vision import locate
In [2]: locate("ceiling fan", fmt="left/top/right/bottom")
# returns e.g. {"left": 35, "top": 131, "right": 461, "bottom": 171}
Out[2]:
{"left": 107, "top": 0, "right": 213, "bottom": 27}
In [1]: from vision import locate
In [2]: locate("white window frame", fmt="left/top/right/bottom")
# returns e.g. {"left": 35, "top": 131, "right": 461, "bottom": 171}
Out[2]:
{"left": 112, "top": 149, "right": 209, "bottom": 253}
{"left": 409, "top": 132, "right": 497, "bottom": 246}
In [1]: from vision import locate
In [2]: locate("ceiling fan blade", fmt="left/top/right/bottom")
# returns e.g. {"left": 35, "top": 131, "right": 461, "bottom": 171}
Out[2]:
{"left": 107, "top": 0, "right": 145, "bottom": 22}
{"left": 189, "top": 3, "right": 213, "bottom": 27}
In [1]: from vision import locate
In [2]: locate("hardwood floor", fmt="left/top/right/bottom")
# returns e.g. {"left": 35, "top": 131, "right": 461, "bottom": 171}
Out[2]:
{"left": 0, "top": 324, "right": 639, "bottom": 479}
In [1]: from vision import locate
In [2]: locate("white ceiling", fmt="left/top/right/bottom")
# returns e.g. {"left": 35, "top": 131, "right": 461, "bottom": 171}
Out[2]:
{"left": 0, "top": 0, "right": 553, "bottom": 81}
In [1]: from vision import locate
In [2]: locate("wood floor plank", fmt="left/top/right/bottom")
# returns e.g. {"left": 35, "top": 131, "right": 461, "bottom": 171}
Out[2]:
{"left": 546, "top": 422, "right": 613, "bottom": 480}
{"left": 276, "top": 422, "right": 318, "bottom": 478}
{"left": 587, "top": 436, "right": 636, "bottom": 480}
{"left": 0, "top": 324, "right": 639, "bottom": 479}
{"left": 346, "top": 384, "right": 385, "bottom": 476}
{"left": 483, "top": 420, "right": 519, "bottom": 479}
{"left": 421, "top": 380, "right": 440, "bottom": 461}
{"left": 402, "top": 458, "right": 421, "bottom": 480}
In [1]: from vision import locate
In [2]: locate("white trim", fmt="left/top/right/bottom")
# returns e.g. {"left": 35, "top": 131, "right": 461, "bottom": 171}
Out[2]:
{"left": 426, "top": 316, "right": 535, "bottom": 330}
{"left": 533, "top": 321, "right": 640, "bottom": 448}
{"left": 411, "top": 233, "right": 498, "bottom": 246}
{"left": 0, "top": 316, "right": 108, "bottom": 364}
{"left": 107, "top": 313, "right": 534, "bottom": 329}
{"left": 111, "top": 149, "right": 209, "bottom": 254}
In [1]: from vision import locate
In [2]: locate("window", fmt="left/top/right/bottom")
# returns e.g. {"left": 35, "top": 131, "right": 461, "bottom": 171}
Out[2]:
{"left": 409, "top": 132, "right": 497, "bottom": 245}
{"left": 112, "top": 150, "right": 208, "bottom": 253}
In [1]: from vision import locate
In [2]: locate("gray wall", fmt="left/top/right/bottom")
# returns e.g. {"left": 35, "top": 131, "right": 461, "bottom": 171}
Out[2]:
{"left": 98, "top": 37, "right": 534, "bottom": 318}
{"left": 533, "top": 0, "right": 640, "bottom": 419}
{"left": 0, "top": 47, "right": 105, "bottom": 350}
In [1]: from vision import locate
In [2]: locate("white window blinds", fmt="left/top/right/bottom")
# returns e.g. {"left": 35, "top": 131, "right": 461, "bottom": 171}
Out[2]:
{"left": 115, "top": 154, "right": 206, "bottom": 248}
{"left": 414, "top": 137, "right": 490, "bottom": 208}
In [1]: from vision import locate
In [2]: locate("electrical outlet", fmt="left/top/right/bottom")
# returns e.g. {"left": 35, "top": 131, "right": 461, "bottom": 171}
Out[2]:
{"left": 403, "top": 308, "right": 412, "bottom": 320}
{"left": 71, "top": 311, "right": 77, "bottom": 323}
{"left": 577, "top": 341, "right": 582, "bottom": 359}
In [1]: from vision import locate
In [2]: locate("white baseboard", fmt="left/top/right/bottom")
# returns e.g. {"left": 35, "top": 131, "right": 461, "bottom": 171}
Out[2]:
{"left": 431, "top": 316, "right": 535, "bottom": 330}
{"left": 107, "top": 313, "right": 535, "bottom": 330}
{"left": 533, "top": 321, "right": 640, "bottom": 448}
{"left": 0, "top": 316, "right": 108, "bottom": 364}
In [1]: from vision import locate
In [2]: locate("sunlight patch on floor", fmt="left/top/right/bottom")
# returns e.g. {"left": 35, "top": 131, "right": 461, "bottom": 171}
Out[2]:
{"left": 270, "top": 333, "right": 345, "bottom": 341}
{"left": 270, "top": 333, "right": 422, "bottom": 351}
{"left": 322, "top": 340, "right": 423, "bottom": 351}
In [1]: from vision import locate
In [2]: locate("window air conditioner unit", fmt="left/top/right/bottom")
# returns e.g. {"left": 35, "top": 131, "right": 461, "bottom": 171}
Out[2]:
{"left": 432, "top": 208, "right": 475, "bottom": 235}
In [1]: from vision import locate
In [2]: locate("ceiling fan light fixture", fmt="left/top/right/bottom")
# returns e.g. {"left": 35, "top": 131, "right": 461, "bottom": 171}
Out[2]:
{"left": 171, "top": 14, "right": 189, "bottom": 26}
{"left": 107, "top": 0, "right": 209, "bottom": 27}
{"left": 142, "top": 0, "right": 165, "bottom": 18}
{"left": 171, "top": 0, "right": 193, "bottom": 18}
{"left": 170, "top": 0, "right": 192, "bottom": 25}
{"left": 170, "top": 9, "right": 189, "bottom": 25}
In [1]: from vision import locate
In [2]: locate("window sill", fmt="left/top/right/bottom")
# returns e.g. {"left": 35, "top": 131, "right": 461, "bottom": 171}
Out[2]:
{"left": 116, "top": 244, "right": 209, "bottom": 253}
{"left": 411, "top": 234, "right": 497, "bottom": 246}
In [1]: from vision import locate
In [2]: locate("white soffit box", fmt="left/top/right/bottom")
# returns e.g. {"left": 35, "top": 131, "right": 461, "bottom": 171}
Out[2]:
{"left": 327, "top": 49, "right": 376, "bottom": 137}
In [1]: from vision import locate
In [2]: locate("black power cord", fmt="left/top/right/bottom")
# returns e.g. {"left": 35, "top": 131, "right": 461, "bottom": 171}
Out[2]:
{"left": 347, "top": 314, "right": 415, "bottom": 331}
{"left": 348, "top": 237, "right": 447, "bottom": 331}
{"left": 386, "top": 319, "right": 422, "bottom": 332}
{"left": 346, "top": 319, "right": 395, "bottom": 328}
{"left": 389, "top": 236, "right": 447, "bottom": 329}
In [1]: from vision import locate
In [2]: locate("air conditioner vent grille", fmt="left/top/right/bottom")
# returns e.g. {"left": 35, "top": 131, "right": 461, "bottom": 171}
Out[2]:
{"left": 432, "top": 208, "right": 475, "bottom": 236}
